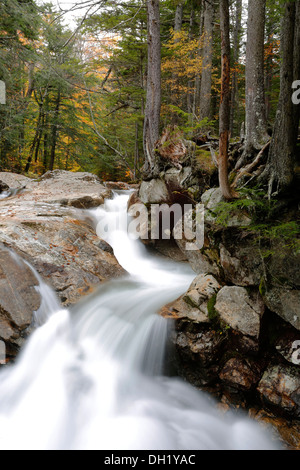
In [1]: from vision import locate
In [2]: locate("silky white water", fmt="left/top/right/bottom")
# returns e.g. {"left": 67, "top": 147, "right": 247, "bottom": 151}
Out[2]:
{"left": 0, "top": 192, "right": 280, "bottom": 450}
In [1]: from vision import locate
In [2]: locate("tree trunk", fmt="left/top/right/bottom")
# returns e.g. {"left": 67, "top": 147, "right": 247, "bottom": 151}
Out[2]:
{"left": 134, "top": 121, "right": 140, "bottom": 179}
{"left": 43, "top": 97, "right": 50, "bottom": 172}
{"left": 262, "top": 1, "right": 299, "bottom": 196}
{"left": 24, "top": 106, "right": 43, "bottom": 173}
{"left": 187, "top": 9, "right": 195, "bottom": 117}
{"left": 230, "top": 0, "right": 242, "bottom": 136}
{"left": 174, "top": 1, "right": 184, "bottom": 34}
{"left": 143, "top": 0, "right": 161, "bottom": 177}
{"left": 194, "top": 0, "right": 204, "bottom": 116}
{"left": 49, "top": 90, "right": 61, "bottom": 172}
{"left": 171, "top": 1, "right": 184, "bottom": 116}
{"left": 199, "top": 0, "right": 214, "bottom": 122}
{"left": 239, "top": 0, "right": 268, "bottom": 167}
{"left": 293, "top": 1, "right": 300, "bottom": 139}
{"left": 26, "top": 62, "right": 35, "bottom": 99}
{"left": 219, "top": 0, "right": 233, "bottom": 200}
{"left": 264, "top": 31, "right": 273, "bottom": 123}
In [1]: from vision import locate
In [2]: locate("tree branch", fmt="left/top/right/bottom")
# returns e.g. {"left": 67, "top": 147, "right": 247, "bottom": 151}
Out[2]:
{"left": 84, "top": 80, "right": 133, "bottom": 173}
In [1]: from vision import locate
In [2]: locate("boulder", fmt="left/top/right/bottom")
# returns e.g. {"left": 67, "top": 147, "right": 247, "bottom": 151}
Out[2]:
{"left": 267, "top": 246, "right": 300, "bottom": 289}
{"left": 160, "top": 297, "right": 210, "bottom": 324}
{"left": 249, "top": 408, "right": 300, "bottom": 450}
{"left": 0, "top": 170, "right": 111, "bottom": 209}
{"left": 215, "top": 286, "right": 265, "bottom": 339}
{"left": 275, "top": 329, "right": 300, "bottom": 365}
{"left": 0, "top": 245, "right": 41, "bottom": 355}
{"left": 160, "top": 274, "right": 220, "bottom": 324}
{"left": 257, "top": 365, "right": 300, "bottom": 418}
{"left": 105, "top": 181, "right": 131, "bottom": 190}
{"left": 139, "top": 179, "right": 170, "bottom": 204}
{"left": 176, "top": 238, "right": 220, "bottom": 276}
{"left": 263, "top": 287, "right": 300, "bottom": 331}
{"left": 219, "top": 357, "right": 262, "bottom": 391}
{"left": 183, "top": 273, "right": 221, "bottom": 312}
{"left": 35, "top": 171, "right": 111, "bottom": 207}
{"left": 219, "top": 243, "right": 264, "bottom": 286}
{"left": 201, "top": 187, "right": 224, "bottom": 209}
{"left": 174, "top": 207, "right": 220, "bottom": 276}
{"left": 0, "top": 193, "right": 125, "bottom": 308}
{"left": 201, "top": 187, "right": 252, "bottom": 228}
{"left": 175, "top": 328, "right": 225, "bottom": 367}
{"left": 0, "top": 172, "right": 32, "bottom": 189}
{"left": 164, "top": 167, "right": 197, "bottom": 190}
{"left": 127, "top": 190, "right": 142, "bottom": 210}
{"left": 61, "top": 195, "right": 104, "bottom": 209}
{"left": 148, "top": 240, "right": 188, "bottom": 262}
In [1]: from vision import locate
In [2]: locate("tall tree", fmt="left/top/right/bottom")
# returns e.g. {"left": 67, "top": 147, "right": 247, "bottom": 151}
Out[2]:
{"left": 218, "top": 0, "right": 233, "bottom": 199}
{"left": 199, "top": 0, "right": 214, "bottom": 121}
{"left": 143, "top": 0, "right": 161, "bottom": 176}
{"left": 237, "top": 0, "right": 269, "bottom": 169}
{"left": 262, "top": 0, "right": 300, "bottom": 196}
{"left": 229, "top": 0, "right": 243, "bottom": 136}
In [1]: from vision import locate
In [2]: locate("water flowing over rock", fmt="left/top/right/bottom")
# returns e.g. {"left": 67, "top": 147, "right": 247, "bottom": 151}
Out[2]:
{"left": 0, "top": 171, "right": 125, "bottom": 312}
{"left": 0, "top": 245, "right": 41, "bottom": 355}
{"left": 0, "top": 190, "right": 281, "bottom": 450}
{"left": 160, "top": 274, "right": 220, "bottom": 324}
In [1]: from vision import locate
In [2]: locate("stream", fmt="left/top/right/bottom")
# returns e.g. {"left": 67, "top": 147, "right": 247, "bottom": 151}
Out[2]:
{"left": 0, "top": 191, "right": 280, "bottom": 450}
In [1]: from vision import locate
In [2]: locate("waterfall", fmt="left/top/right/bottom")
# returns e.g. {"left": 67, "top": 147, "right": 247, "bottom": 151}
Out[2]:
{"left": 0, "top": 192, "right": 280, "bottom": 450}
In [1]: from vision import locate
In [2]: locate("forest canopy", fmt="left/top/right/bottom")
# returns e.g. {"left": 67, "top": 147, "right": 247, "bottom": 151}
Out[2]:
{"left": 0, "top": 0, "right": 299, "bottom": 193}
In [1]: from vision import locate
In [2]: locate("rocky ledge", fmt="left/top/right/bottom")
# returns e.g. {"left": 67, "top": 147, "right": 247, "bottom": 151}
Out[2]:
{"left": 0, "top": 171, "right": 126, "bottom": 361}
{"left": 135, "top": 176, "right": 300, "bottom": 449}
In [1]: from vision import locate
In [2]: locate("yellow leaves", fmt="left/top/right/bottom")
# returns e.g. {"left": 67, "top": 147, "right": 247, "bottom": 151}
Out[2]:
{"left": 162, "top": 29, "right": 203, "bottom": 84}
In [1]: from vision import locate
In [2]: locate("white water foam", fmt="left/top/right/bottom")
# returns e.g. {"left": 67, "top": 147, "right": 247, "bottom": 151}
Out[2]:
{"left": 0, "top": 192, "right": 281, "bottom": 450}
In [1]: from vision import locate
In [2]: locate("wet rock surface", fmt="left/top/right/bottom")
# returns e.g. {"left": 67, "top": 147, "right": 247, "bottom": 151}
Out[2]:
{"left": 263, "top": 287, "right": 300, "bottom": 331}
{"left": 219, "top": 357, "right": 262, "bottom": 391}
{"left": 0, "top": 180, "right": 9, "bottom": 193}
{"left": 257, "top": 365, "right": 300, "bottom": 418}
{"left": 0, "top": 245, "right": 41, "bottom": 356}
{"left": 139, "top": 178, "right": 170, "bottom": 204}
{"left": 141, "top": 176, "right": 300, "bottom": 448}
{"left": 0, "top": 170, "right": 112, "bottom": 208}
{"left": 0, "top": 171, "right": 126, "bottom": 359}
{"left": 160, "top": 274, "right": 220, "bottom": 324}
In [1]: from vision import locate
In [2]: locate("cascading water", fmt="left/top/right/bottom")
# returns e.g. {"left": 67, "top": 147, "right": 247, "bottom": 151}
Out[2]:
{"left": 0, "top": 192, "right": 281, "bottom": 450}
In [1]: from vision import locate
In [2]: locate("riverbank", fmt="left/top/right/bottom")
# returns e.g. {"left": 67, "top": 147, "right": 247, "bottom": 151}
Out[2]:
{"left": 0, "top": 169, "right": 298, "bottom": 449}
